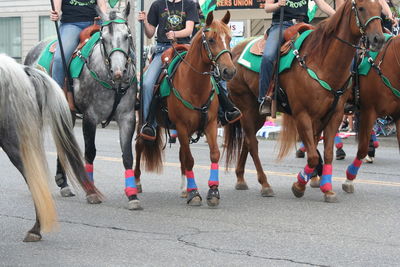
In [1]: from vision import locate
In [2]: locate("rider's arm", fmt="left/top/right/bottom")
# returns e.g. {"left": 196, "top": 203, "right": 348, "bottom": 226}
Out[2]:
{"left": 335, "top": 0, "right": 344, "bottom": 8}
{"left": 97, "top": 0, "right": 108, "bottom": 15}
{"left": 138, "top": 3, "right": 157, "bottom": 39}
{"left": 50, "top": 0, "right": 62, "bottom": 21}
{"left": 314, "top": 0, "right": 336, "bottom": 16}
{"left": 264, "top": 0, "right": 286, "bottom": 13}
{"left": 169, "top": 21, "right": 195, "bottom": 39}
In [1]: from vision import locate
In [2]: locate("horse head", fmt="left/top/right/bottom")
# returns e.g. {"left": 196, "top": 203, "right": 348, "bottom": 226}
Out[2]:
{"left": 97, "top": 3, "right": 134, "bottom": 82}
{"left": 349, "top": 0, "right": 385, "bottom": 51}
{"left": 200, "top": 11, "right": 236, "bottom": 81}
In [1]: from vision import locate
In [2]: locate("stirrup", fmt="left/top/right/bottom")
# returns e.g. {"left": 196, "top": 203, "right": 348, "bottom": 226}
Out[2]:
{"left": 140, "top": 123, "right": 156, "bottom": 141}
{"left": 224, "top": 107, "right": 242, "bottom": 124}
{"left": 259, "top": 97, "right": 272, "bottom": 116}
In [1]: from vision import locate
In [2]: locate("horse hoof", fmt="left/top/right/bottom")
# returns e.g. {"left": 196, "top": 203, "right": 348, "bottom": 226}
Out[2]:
{"left": 23, "top": 232, "right": 42, "bottom": 242}
{"left": 207, "top": 188, "right": 220, "bottom": 207}
{"left": 137, "top": 184, "right": 142, "bottom": 193}
{"left": 181, "top": 191, "right": 188, "bottom": 198}
{"left": 187, "top": 190, "right": 202, "bottom": 206}
{"left": 60, "top": 186, "right": 75, "bottom": 197}
{"left": 291, "top": 183, "right": 305, "bottom": 198}
{"left": 86, "top": 194, "right": 102, "bottom": 204}
{"left": 235, "top": 182, "right": 249, "bottom": 190}
{"left": 261, "top": 187, "right": 275, "bottom": 197}
{"left": 310, "top": 177, "right": 320, "bottom": 188}
{"left": 324, "top": 191, "right": 338, "bottom": 203}
{"left": 128, "top": 199, "right": 143, "bottom": 210}
{"left": 342, "top": 180, "right": 355, "bottom": 193}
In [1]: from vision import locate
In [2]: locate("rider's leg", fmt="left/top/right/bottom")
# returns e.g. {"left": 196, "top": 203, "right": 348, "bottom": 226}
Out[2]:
{"left": 52, "top": 22, "right": 91, "bottom": 88}
{"left": 259, "top": 22, "right": 292, "bottom": 115}
{"left": 140, "top": 46, "right": 165, "bottom": 140}
{"left": 217, "top": 80, "right": 242, "bottom": 125}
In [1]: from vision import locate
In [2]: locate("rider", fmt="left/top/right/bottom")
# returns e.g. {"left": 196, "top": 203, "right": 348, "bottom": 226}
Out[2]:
{"left": 138, "top": 0, "right": 242, "bottom": 141}
{"left": 50, "top": 0, "right": 107, "bottom": 89}
{"left": 258, "top": 0, "right": 335, "bottom": 116}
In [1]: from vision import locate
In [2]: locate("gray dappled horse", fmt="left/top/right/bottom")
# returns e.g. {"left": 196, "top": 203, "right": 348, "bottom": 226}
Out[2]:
{"left": 0, "top": 54, "right": 101, "bottom": 241}
{"left": 25, "top": 6, "right": 140, "bottom": 209}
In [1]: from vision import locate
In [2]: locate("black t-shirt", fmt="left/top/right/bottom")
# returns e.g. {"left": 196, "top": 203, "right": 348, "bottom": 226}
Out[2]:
{"left": 61, "top": 0, "right": 98, "bottom": 23}
{"left": 147, "top": 0, "right": 199, "bottom": 44}
{"left": 272, "top": 0, "right": 309, "bottom": 22}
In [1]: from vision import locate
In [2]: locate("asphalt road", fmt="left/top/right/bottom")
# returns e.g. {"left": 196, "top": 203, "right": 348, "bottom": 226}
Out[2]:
{"left": 1, "top": 124, "right": 399, "bottom": 266}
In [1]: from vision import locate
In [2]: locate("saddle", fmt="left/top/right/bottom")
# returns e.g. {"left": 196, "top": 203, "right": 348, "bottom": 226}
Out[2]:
{"left": 73, "top": 24, "right": 101, "bottom": 58}
{"left": 250, "top": 23, "right": 315, "bottom": 56}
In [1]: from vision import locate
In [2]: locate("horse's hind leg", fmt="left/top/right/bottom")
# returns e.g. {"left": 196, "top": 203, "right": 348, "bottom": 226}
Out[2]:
{"left": 343, "top": 110, "right": 376, "bottom": 193}
{"left": 204, "top": 121, "right": 221, "bottom": 207}
{"left": 82, "top": 118, "right": 101, "bottom": 204}
{"left": 55, "top": 157, "right": 75, "bottom": 197}
{"left": 1, "top": 139, "right": 42, "bottom": 241}
{"left": 235, "top": 142, "right": 249, "bottom": 190}
{"left": 118, "top": 114, "right": 142, "bottom": 210}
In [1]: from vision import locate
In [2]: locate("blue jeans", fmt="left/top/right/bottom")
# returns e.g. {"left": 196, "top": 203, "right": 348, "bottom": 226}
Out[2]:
{"left": 143, "top": 43, "right": 171, "bottom": 125}
{"left": 259, "top": 21, "right": 293, "bottom": 102}
{"left": 52, "top": 21, "right": 92, "bottom": 88}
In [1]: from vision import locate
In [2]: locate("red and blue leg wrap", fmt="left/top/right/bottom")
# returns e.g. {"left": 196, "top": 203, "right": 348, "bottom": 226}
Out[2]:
{"left": 320, "top": 164, "right": 333, "bottom": 193}
{"left": 346, "top": 158, "right": 362, "bottom": 180}
{"left": 85, "top": 163, "right": 94, "bottom": 183}
{"left": 334, "top": 133, "right": 343, "bottom": 149}
{"left": 299, "top": 142, "right": 306, "bottom": 152}
{"left": 186, "top": 170, "right": 198, "bottom": 192}
{"left": 124, "top": 169, "right": 138, "bottom": 197}
{"left": 297, "top": 165, "right": 314, "bottom": 185}
{"left": 208, "top": 163, "right": 219, "bottom": 187}
{"left": 170, "top": 129, "right": 178, "bottom": 138}
{"left": 371, "top": 130, "right": 379, "bottom": 148}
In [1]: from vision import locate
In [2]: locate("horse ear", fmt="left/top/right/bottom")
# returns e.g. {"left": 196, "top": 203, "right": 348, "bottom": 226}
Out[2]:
{"left": 221, "top": 11, "right": 230, "bottom": 25}
{"left": 96, "top": 6, "right": 109, "bottom": 21}
{"left": 206, "top": 11, "right": 214, "bottom": 26}
{"left": 124, "top": 1, "right": 131, "bottom": 19}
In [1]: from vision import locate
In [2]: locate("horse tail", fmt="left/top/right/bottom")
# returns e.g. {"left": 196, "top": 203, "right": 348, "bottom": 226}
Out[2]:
{"left": 223, "top": 121, "right": 243, "bottom": 169}
{"left": 0, "top": 55, "right": 56, "bottom": 232}
{"left": 24, "top": 66, "right": 103, "bottom": 199}
{"left": 277, "top": 114, "right": 298, "bottom": 160}
{"left": 141, "top": 126, "right": 163, "bottom": 173}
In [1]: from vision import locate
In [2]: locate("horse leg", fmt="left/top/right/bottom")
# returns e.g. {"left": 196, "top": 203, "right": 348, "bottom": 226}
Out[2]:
{"left": 396, "top": 119, "right": 400, "bottom": 153}
{"left": 118, "top": 115, "right": 142, "bottom": 210}
{"left": 204, "top": 121, "right": 221, "bottom": 207}
{"left": 179, "top": 146, "right": 187, "bottom": 198}
{"left": 292, "top": 114, "right": 319, "bottom": 198}
{"left": 176, "top": 125, "right": 201, "bottom": 206}
{"left": 235, "top": 142, "right": 249, "bottom": 190}
{"left": 134, "top": 139, "right": 143, "bottom": 193}
{"left": 55, "top": 157, "right": 75, "bottom": 197}
{"left": 82, "top": 118, "right": 101, "bottom": 204}
{"left": 343, "top": 111, "right": 376, "bottom": 193}
{"left": 335, "top": 133, "right": 346, "bottom": 160}
{"left": 1, "top": 139, "right": 42, "bottom": 241}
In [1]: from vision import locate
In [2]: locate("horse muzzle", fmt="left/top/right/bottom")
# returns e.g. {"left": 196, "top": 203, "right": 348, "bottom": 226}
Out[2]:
{"left": 221, "top": 67, "right": 236, "bottom": 81}
{"left": 367, "top": 32, "right": 385, "bottom": 52}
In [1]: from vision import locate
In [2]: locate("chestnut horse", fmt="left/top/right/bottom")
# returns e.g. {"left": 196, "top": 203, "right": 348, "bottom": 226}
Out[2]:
{"left": 224, "top": 0, "right": 384, "bottom": 202}
{"left": 343, "top": 35, "right": 400, "bottom": 193}
{"left": 134, "top": 11, "right": 235, "bottom": 207}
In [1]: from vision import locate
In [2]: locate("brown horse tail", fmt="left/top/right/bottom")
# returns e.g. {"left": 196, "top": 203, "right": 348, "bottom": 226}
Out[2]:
{"left": 141, "top": 126, "right": 164, "bottom": 173}
{"left": 277, "top": 114, "right": 298, "bottom": 160}
{"left": 223, "top": 121, "right": 243, "bottom": 170}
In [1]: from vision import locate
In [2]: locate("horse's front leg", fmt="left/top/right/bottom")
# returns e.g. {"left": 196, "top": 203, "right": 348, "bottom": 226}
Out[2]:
{"left": 176, "top": 124, "right": 202, "bottom": 206}
{"left": 117, "top": 112, "right": 142, "bottom": 210}
{"left": 343, "top": 110, "right": 377, "bottom": 193}
{"left": 204, "top": 119, "right": 221, "bottom": 207}
{"left": 82, "top": 117, "right": 101, "bottom": 204}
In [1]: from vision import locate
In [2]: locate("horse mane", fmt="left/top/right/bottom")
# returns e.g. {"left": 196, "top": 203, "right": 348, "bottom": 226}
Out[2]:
{"left": 305, "top": 0, "right": 352, "bottom": 63}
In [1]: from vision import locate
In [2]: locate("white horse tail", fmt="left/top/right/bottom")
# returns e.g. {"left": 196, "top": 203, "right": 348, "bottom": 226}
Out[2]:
{"left": 0, "top": 54, "right": 57, "bottom": 232}
{"left": 23, "top": 65, "right": 103, "bottom": 199}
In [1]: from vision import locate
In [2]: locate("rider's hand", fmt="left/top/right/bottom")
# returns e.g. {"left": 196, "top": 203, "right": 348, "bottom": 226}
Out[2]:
{"left": 50, "top": 10, "right": 60, "bottom": 21}
{"left": 166, "top": 31, "right": 175, "bottom": 40}
{"left": 390, "top": 16, "right": 398, "bottom": 27}
{"left": 137, "top": 11, "right": 147, "bottom": 22}
{"left": 277, "top": 0, "right": 286, "bottom": 7}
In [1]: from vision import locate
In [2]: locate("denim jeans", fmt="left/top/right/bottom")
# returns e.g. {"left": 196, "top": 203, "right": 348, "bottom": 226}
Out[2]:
{"left": 142, "top": 43, "right": 171, "bottom": 125}
{"left": 52, "top": 21, "right": 93, "bottom": 88}
{"left": 258, "top": 21, "right": 293, "bottom": 102}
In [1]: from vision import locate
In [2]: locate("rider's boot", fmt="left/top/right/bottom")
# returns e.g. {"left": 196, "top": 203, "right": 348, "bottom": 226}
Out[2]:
{"left": 218, "top": 92, "right": 242, "bottom": 126}
{"left": 259, "top": 95, "right": 272, "bottom": 116}
{"left": 140, "top": 96, "right": 160, "bottom": 141}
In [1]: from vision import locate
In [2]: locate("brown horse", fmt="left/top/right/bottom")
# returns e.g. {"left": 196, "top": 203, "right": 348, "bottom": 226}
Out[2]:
{"left": 224, "top": 0, "right": 384, "bottom": 202}
{"left": 134, "top": 11, "right": 235, "bottom": 207}
{"left": 343, "top": 35, "right": 400, "bottom": 193}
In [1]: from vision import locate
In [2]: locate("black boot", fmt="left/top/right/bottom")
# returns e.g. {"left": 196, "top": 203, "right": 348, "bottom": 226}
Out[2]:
{"left": 140, "top": 96, "right": 159, "bottom": 141}
{"left": 259, "top": 96, "right": 272, "bottom": 116}
{"left": 218, "top": 91, "right": 242, "bottom": 125}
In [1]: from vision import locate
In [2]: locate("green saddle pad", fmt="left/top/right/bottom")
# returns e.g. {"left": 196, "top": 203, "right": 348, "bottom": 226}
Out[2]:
{"left": 237, "top": 30, "right": 313, "bottom": 74}
{"left": 159, "top": 51, "right": 187, "bottom": 98}
{"left": 358, "top": 33, "right": 392, "bottom": 76}
{"left": 37, "top": 32, "right": 100, "bottom": 78}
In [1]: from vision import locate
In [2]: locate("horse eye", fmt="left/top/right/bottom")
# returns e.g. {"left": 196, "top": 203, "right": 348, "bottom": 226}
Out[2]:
{"left": 208, "top": 38, "right": 215, "bottom": 44}
{"left": 358, "top": 7, "right": 365, "bottom": 12}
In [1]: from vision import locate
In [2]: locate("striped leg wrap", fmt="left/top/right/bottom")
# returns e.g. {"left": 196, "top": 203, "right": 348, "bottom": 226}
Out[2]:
{"left": 186, "top": 170, "right": 198, "bottom": 192}
{"left": 170, "top": 129, "right": 178, "bottom": 138}
{"left": 320, "top": 164, "right": 333, "bottom": 193}
{"left": 346, "top": 158, "right": 362, "bottom": 180}
{"left": 297, "top": 165, "right": 315, "bottom": 185}
{"left": 299, "top": 143, "right": 306, "bottom": 152}
{"left": 208, "top": 163, "right": 219, "bottom": 187}
{"left": 371, "top": 130, "right": 379, "bottom": 148}
{"left": 85, "top": 163, "right": 94, "bottom": 183}
{"left": 124, "top": 169, "right": 138, "bottom": 197}
{"left": 334, "top": 133, "right": 343, "bottom": 149}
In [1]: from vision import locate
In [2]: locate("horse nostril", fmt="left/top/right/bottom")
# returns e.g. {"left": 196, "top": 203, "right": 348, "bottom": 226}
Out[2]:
{"left": 123, "top": 69, "right": 127, "bottom": 74}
